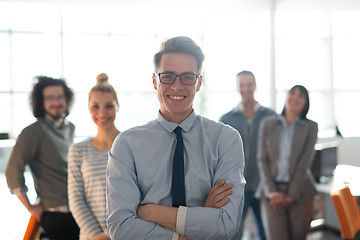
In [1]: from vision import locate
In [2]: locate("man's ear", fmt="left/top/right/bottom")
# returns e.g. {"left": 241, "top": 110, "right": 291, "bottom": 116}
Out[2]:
{"left": 152, "top": 73, "right": 158, "bottom": 90}
{"left": 196, "top": 75, "right": 202, "bottom": 92}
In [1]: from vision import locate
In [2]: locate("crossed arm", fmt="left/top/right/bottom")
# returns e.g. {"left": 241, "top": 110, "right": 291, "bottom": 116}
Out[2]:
{"left": 136, "top": 180, "right": 233, "bottom": 239}
{"left": 107, "top": 128, "right": 245, "bottom": 240}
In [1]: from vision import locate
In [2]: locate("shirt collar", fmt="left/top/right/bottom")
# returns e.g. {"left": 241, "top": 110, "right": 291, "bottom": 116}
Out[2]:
{"left": 157, "top": 110, "right": 197, "bottom": 133}
{"left": 277, "top": 114, "right": 304, "bottom": 127}
{"left": 44, "top": 114, "right": 68, "bottom": 128}
{"left": 236, "top": 101, "right": 261, "bottom": 113}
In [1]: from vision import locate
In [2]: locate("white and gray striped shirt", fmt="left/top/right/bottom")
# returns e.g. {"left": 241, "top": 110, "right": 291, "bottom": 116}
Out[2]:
{"left": 68, "top": 139, "right": 108, "bottom": 240}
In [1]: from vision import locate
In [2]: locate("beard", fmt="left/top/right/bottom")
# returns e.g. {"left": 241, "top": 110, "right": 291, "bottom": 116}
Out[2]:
{"left": 46, "top": 105, "right": 66, "bottom": 120}
{"left": 49, "top": 113, "right": 64, "bottom": 120}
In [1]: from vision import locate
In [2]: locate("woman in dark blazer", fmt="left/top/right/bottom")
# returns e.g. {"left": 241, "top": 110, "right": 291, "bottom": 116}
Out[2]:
{"left": 257, "top": 85, "right": 318, "bottom": 240}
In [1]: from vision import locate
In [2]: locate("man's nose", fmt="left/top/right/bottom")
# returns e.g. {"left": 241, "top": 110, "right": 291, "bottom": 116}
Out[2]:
{"left": 171, "top": 76, "right": 184, "bottom": 90}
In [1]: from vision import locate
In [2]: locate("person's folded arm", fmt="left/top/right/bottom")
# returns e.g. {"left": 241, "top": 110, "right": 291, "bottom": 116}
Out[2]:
{"left": 107, "top": 128, "right": 245, "bottom": 240}
{"left": 183, "top": 133, "right": 245, "bottom": 240}
{"left": 106, "top": 139, "right": 173, "bottom": 240}
{"left": 136, "top": 179, "right": 233, "bottom": 235}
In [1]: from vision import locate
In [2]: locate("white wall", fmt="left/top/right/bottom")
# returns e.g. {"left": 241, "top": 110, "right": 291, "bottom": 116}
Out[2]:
{"left": 337, "top": 137, "right": 360, "bottom": 167}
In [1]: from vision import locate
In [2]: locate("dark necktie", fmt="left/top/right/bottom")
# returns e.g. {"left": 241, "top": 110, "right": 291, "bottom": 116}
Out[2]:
{"left": 171, "top": 126, "right": 186, "bottom": 207}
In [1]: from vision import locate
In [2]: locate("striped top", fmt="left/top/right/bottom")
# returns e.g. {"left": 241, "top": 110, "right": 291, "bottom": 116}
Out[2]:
{"left": 68, "top": 139, "right": 108, "bottom": 240}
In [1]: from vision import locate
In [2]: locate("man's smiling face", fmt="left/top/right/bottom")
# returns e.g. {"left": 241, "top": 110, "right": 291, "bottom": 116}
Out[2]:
{"left": 153, "top": 53, "right": 202, "bottom": 124}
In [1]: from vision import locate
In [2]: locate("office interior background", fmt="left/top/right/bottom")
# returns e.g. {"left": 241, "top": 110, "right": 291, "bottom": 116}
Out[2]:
{"left": 0, "top": 0, "right": 359, "bottom": 139}
{"left": 0, "top": 0, "right": 360, "bottom": 239}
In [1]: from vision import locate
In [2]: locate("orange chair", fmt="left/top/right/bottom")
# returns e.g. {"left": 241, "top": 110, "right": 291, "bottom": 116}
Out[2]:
{"left": 23, "top": 215, "right": 41, "bottom": 240}
{"left": 330, "top": 186, "right": 360, "bottom": 240}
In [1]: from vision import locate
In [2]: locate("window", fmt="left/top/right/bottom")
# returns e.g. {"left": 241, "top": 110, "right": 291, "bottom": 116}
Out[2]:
{"left": 332, "top": 11, "right": 360, "bottom": 136}
{"left": 0, "top": 1, "right": 359, "bottom": 138}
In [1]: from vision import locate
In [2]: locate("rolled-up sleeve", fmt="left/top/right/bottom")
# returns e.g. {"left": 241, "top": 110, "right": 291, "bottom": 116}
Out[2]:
{"left": 5, "top": 126, "right": 39, "bottom": 194}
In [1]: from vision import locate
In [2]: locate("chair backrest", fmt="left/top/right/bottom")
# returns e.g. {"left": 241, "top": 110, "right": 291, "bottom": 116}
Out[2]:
{"left": 23, "top": 215, "right": 41, "bottom": 240}
{"left": 330, "top": 186, "right": 360, "bottom": 239}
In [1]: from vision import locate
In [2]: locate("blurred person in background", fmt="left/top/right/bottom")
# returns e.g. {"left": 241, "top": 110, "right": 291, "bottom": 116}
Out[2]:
{"left": 257, "top": 85, "right": 318, "bottom": 240}
{"left": 220, "top": 70, "right": 274, "bottom": 240}
{"left": 5, "top": 75, "right": 79, "bottom": 240}
{"left": 68, "top": 73, "right": 120, "bottom": 240}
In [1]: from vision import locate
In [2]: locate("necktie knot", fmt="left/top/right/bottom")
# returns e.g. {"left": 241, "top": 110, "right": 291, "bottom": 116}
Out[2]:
{"left": 174, "top": 126, "right": 182, "bottom": 137}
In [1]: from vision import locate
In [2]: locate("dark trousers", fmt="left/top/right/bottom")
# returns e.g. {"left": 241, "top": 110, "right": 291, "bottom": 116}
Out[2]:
{"left": 232, "top": 190, "right": 266, "bottom": 240}
{"left": 40, "top": 211, "right": 79, "bottom": 240}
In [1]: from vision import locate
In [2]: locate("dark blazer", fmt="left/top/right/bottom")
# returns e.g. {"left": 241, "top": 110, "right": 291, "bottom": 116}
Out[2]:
{"left": 257, "top": 115, "right": 318, "bottom": 203}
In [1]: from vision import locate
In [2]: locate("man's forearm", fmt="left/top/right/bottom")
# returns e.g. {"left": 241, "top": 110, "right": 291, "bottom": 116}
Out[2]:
{"left": 137, "top": 204, "right": 178, "bottom": 231}
{"left": 136, "top": 180, "right": 234, "bottom": 238}
{"left": 17, "top": 194, "right": 32, "bottom": 210}
{"left": 17, "top": 194, "right": 44, "bottom": 221}
{"left": 137, "top": 204, "right": 190, "bottom": 240}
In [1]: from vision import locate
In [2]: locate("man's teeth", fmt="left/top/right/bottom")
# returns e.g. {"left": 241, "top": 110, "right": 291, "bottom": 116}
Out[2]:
{"left": 170, "top": 96, "right": 184, "bottom": 100}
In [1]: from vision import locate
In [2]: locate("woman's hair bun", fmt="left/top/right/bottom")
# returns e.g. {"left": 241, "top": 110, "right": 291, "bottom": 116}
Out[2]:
{"left": 96, "top": 73, "right": 108, "bottom": 84}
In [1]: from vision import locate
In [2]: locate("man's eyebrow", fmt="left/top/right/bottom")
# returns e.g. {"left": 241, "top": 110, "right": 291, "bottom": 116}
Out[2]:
{"left": 181, "top": 71, "right": 197, "bottom": 74}
{"left": 161, "top": 71, "right": 197, "bottom": 74}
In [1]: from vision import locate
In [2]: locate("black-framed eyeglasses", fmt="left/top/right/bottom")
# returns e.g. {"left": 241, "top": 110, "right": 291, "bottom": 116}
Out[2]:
{"left": 156, "top": 72, "right": 200, "bottom": 85}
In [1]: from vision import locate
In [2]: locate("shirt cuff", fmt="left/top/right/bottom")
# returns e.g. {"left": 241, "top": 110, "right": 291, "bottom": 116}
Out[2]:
{"left": 176, "top": 206, "right": 188, "bottom": 235}
{"left": 171, "top": 232, "right": 179, "bottom": 240}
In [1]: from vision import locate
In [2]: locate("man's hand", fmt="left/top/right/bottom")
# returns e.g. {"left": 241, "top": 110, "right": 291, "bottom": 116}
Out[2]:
{"left": 136, "top": 204, "right": 153, "bottom": 222}
{"left": 28, "top": 204, "right": 44, "bottom": 222}
{"left": 136, "top": 179, "right": 232, "bottom": 239}
{"left": 179, "top": 235, "right": 191, "bottom": 240}
{"left": 137, "top": 205, "right": 190, "bottom": 238}
{"left": 203, "top": 179, "right": 232, "bottom": 208}
{"left": 137, "top": 204, "right": 177, "bottom": 231}
{"left": 17, "top": 194, "right": 44, "bottom": 222}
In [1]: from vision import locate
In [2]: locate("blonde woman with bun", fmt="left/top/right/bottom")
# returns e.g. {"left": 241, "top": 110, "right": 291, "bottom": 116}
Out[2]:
{"left": 68, "top": 73, "right": 120, "bottom": 240}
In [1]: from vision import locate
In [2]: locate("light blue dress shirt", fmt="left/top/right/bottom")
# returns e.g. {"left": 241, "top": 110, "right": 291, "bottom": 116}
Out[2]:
{"left": 275, "top": 116, "right": 299, "bottom": 183}
{"left": 106, "top": 111, "right": 246, "bottom": 240}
